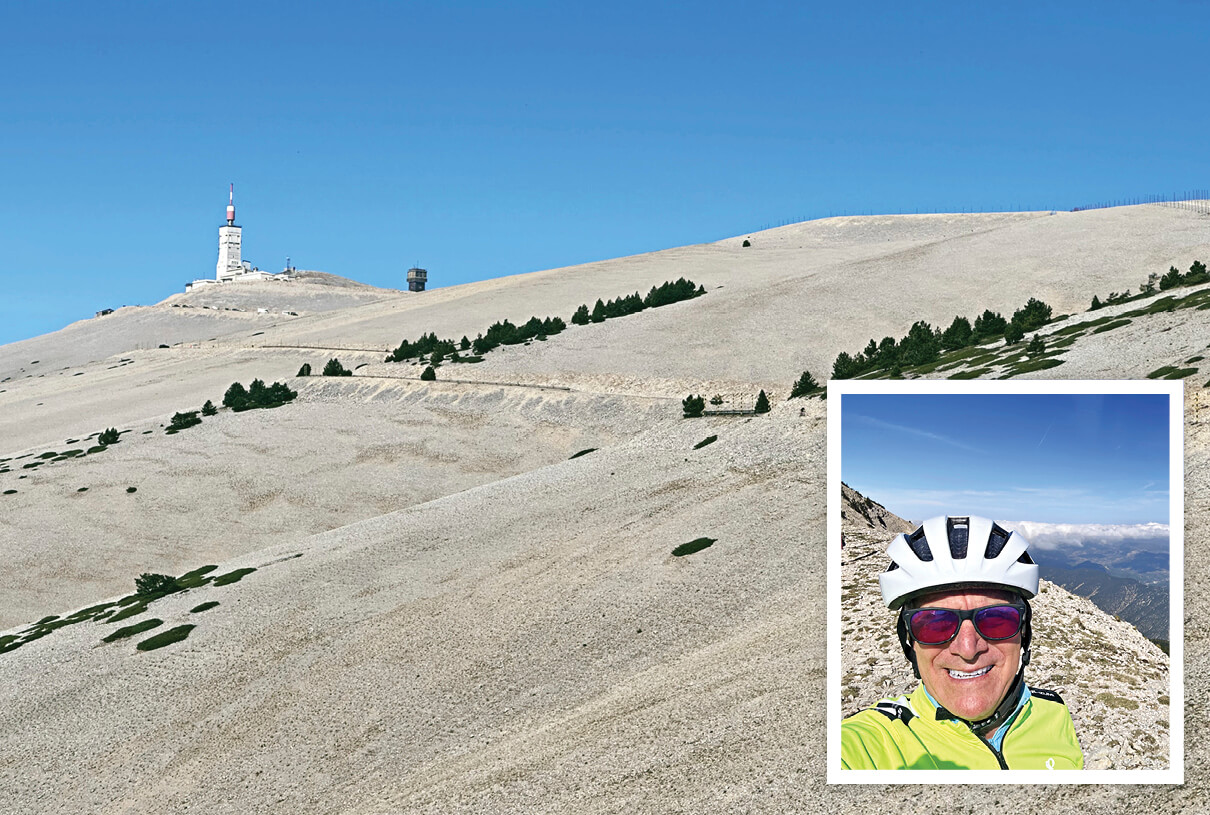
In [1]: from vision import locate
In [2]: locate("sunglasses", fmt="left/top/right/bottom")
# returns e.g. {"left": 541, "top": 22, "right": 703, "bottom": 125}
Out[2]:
{"left": 906, "top": 604, "right": 1025, "bottom": 645}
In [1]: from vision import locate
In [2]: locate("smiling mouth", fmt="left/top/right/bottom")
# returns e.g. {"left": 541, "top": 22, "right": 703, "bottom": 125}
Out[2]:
{"left": 947, "top": 666, "right": 993, "bottom": 679}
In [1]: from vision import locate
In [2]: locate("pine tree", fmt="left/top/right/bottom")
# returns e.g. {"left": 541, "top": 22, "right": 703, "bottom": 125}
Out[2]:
{"left": 297, "top": 363, "right": 312, "bottom": 376}
{"left": 1090, "top": 295, "right": 1103, "bottom": 311}
{"left": 223, "top": 382, "right": 249, "bottom": 410}
{"left": 590, "top": 299, "right": 606, "bottom": 323}
{"left": 572, "top": 304, "right": 590, "bottom": 325}
{"left": 754, "top": 390, "right": 770, "bottom": 414}
{"left": 420, "top": 366, "right": 436, "bottom": 381}
{"left": 789, "top": 371, "right": 819, "bottom": 398}
{"left": 1026, "top": 335, "right": 1045, "bottom": 358}
{"left": 202, "top": 400, "right": 217, "bottom": 416}
{"left": 682, "top": 394, "right": 705, "bottom": 418}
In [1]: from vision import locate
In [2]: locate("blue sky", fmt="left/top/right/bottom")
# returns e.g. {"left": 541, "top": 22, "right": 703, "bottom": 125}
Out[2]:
{"left": 841, "top": 394, "right": 1171, "bottom": 525}
{"left": 4, "top": 2, "right": 1210, "bottom": 345}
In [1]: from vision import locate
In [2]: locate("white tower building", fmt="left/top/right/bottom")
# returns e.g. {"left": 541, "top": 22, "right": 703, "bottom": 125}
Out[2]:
{"left": 216, "top": 184, "right": 243, "bottom": 280}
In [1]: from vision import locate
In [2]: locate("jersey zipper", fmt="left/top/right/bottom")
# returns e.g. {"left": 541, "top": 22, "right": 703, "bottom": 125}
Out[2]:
{"left": 964, "top": 707, "right": 1024, "bottom": 770}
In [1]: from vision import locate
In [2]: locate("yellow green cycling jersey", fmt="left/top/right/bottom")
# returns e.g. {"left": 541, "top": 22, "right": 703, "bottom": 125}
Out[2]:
{"left": 840, "top": 682, "right": 1083, "bottom": 770}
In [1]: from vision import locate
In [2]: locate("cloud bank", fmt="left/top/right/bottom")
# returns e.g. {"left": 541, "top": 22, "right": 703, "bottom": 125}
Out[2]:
{"left": 998, "top": 520, "right": 1169, "bottom": 551}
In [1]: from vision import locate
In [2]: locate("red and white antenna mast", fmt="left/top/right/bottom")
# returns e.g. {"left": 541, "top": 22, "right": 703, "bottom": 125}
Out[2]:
{"left": 226, "top": 183, "right": 235, "bottom": 225}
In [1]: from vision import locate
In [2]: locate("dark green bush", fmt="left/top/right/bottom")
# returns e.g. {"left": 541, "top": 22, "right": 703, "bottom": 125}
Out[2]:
{"left": 672, "top": 537, "right": 716, "bottom": 557}
{"left": 126, "top": 486, "right": 137, "bottom": 493}
{"left": 682, "top": 394, "right": 705, "bottom": 418}
{"left": 572, "top": 304, "right": 590, "bottom": 325}
{"left": 323, "top": 358, "right": 352, "bottom": 377}
{"left": 136, "top": 573, "right": 182, "bottom": 596}
{"left": 742, "top": 239, "right": 751, "bottom": 247}
{"left": 297, "top": 363, "right": 312, "bottom": 377}
{"left": 167, "top": 411, "right": 201, "bottom": 432}
{"left": 98, "top": 428, "right": 119, "bottom": 445}
{"left": 1026, "top": 335, "right": 1045, "bottom": 358}
{"left": 190, "top": 601, "right": 220, "bottom": 613}
{"left": 420, "top": 366, "right": 436, "bottom": 381}
{"left": 211, "top": 567, "right": 256, "bottom": 586}
{"left": 224, "top": 379, "right": 297, "bottom": 411}
{"left": 693, "top": 435, "right": 718, "bottom": 450}
{"left": 103, "top": 618, "right": 162, "bottom": 643}
{"left": 201, "top": 400, "right": 217, "bottom": 416}
{"left": 136, "top": 624, "right": 195, "bottom": 651}
{"left": 107, "top": 602, "right": 149, "bottom": 623}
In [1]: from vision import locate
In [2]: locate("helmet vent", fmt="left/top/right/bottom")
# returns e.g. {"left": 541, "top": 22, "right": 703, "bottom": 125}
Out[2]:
{"left": 947, "top": 517, "right": 969, "bottom": 559}
{"left": 984, "top": 523, "right": 1012, "bottom": 558}
{"left": 906, "top": 527, "right": 933, "bottom": 561}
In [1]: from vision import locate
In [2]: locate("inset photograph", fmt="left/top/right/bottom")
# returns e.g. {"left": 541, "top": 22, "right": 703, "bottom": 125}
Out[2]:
{"left": 827, "top": 380, "right": 1183, "bottom": 784}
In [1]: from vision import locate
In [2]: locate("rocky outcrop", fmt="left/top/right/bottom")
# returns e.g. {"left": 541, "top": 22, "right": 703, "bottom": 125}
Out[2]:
{"left": 840, "top": 482, "right": 914, "bottom": 534}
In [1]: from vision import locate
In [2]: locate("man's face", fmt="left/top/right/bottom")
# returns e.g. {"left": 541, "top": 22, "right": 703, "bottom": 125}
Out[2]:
{"left": 911, "top": 587, "right": 1022, "bottom": 722}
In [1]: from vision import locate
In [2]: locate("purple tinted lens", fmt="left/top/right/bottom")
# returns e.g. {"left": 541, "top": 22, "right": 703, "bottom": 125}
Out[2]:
{"left": 909, "top": 609, "right": 960, "bottom": 644}
{"left": 973, "top": 605, "right": 1022, "bottom": 640}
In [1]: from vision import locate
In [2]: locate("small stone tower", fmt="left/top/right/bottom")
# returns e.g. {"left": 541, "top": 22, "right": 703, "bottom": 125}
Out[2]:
{"left": 407, "top": 267, "right": 428, "bottom": 292}
{"left": 216, "top": 184, "right": 243, "bottom": 280}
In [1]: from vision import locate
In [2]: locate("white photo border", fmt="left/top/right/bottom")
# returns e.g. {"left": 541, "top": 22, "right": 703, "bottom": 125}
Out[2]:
{"left": 825, "top": 378, "right": 1185, "bottom": 785}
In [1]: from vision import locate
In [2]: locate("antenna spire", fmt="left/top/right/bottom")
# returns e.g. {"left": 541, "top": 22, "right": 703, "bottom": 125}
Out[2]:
{"left": 226, "top": 183, "right": 235, "bottom": 226}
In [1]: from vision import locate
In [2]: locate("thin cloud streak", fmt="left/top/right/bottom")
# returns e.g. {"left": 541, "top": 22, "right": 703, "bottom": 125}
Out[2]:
{"left": 849, "top": 414, "right": 984, "bottom": 453}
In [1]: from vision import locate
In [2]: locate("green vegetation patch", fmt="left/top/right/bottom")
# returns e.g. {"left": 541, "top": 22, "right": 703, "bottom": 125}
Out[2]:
{"left": 1094, "top": 691, "right": 1140, "bottom": 711}
{"left": 211, "top": 567, "right": 257, "bottom": 586}
{"left": 568, "top": 448, "right": 596, "bottom": 459}
{"left": 103, "top": 618, "right": 163, "bottom": 643}
{"left": 693, "top": 435, "right": 718, "bottom": 450}
{"left": 1148, "top": 365, "right": 1198, "bottom": 379}
{"left": 136, "top": 624, "right": 195, "bottom": 651}
{"left": 947, "top": 368, "right": 991, "bottom": 380}
{"left": 1164, "top": 367, "right": 1197, "bottom": 380}
{"left": 177, "top": 565, "right": 219, "bottom": 587}
{"left": 1000, "top": 358, "right": 1065, "bottom": 378}
{"left": 1125, "top": 296, "right": 1179, "bottom": 317}
{"left": 190, "top": 601, "right": 220, "bottom": 613}
{"left": 1092, "top": 318, "right": 1132, "bottom": 334}
{"left": 165, "top": 411, "right": 202, "bottom": 433}
{"left": 672, "top": 537, "right": 716, "bottom": 557}
{"left": 107, "top": 602, "right": 150, "bottom": 624}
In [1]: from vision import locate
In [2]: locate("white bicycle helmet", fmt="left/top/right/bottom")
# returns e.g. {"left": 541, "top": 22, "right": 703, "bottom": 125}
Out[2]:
{"left": 879, "top": 515, "right": 1039, "bottom": 610}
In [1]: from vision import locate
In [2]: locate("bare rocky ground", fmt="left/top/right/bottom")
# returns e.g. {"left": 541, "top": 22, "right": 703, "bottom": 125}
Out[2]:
{"left": 0, "top": 205, "right": 1206, "bottom": 813}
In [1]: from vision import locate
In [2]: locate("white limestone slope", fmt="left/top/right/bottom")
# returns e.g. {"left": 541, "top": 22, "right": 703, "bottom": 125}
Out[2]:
{"left": 0, "top": 205, "right": 1207, "bottom": 813}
